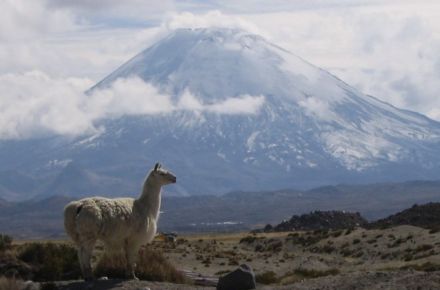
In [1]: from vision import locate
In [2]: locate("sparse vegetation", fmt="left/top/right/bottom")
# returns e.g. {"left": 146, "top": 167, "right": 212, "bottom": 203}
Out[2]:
{"left": 415, "top": 244, "right": 434, "bottom": 252}
{"left": 94, "top": 247, "right": 188, "bottom": 283}
{"left": 215, "top": 269, "right": 231, "bottom": 276}
{"left": 0, "top": 277, "right": 24, "bottom": 290}
{"left": 0, "top": 234, "right": 12, "bottom": 252}
{"left": 2, "top": 207, "right": 440, "bottom": 289}
{"left": 332, "top": 230, "right": 343, "bottom": 237}
{"left": 256, "top": 270, "right": 278, "bottom": 284}
{"left": 17, "top": 242, "right": 80, "bottom": 281}
{"left": 279, "top": 268, "right": 341, "bottom": 284}
{"left": 294, "top": 268, "right": 340, "bottom": 278}
{"left": 400, "top": 262, "right": 440, "bottom": 272}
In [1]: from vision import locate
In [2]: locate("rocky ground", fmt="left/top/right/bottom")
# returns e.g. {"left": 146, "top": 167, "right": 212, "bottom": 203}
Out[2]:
{"left": 160, "top": 226, "right": 440, "bottom": 279}
{"left": 35, "top": 270, "right": 440, "bottom": 290}
{"left": 3, "top": 225, "right": 440, "bottom": 289}
{"left": 47, "top": 270, "right": 440, "bottom": 290}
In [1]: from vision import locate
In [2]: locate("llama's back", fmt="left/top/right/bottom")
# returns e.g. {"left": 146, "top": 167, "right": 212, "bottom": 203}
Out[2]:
{"left": 64, "top": 197, "right": 136, "bottom": 245}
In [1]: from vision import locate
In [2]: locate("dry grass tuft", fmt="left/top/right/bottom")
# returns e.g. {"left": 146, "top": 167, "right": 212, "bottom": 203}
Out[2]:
{"left": 18, "top": 242, "right": 80, "bottom": 281}
{"left": 255, "top": 271, "right": 278, "bottom": 284}
{"left": 0, "top": 276, "right": 24, "bottom": 290}
{"left": 94, "top": 246, "right": 189, "bottom": 284}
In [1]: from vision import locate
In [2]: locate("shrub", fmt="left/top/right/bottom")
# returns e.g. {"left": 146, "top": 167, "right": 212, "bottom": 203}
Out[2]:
{"left": 215, "top": 269, "right": 231, "bottom": 276}
{"left": 400, "top": 262, "right": 440, "bottom": 272}
{"left": 0, "top": 234, "right": 13, "bottom": 252}
{"left": 94, "top": 247, "right": 188, "bottom": 283}
{"left": 266, "top": 239, "right": 283, "bottom": 252}
{"left": 294, "top": 268, "right": 339, "bottom": 278}
{"left": 318, "top": 245, "right": 335, "bottom": 254}
{"left": 40, "top": 282, "right": 59, "bottom": 290}
{"left": 415, "top": 244, "right": 434, "bottom": 252}
{"left": 353, "top": 239, "right": 361, "bottom": 245}
{"left": 403, "top": 254, "right": 413, "bottom": 261}
{"left": 256, "top": 271, "right": 278, "bottom": 284}
{"left": 332, "top": 230, "right": 343, "bottom": 238}
{"left": 17, "top": 242, "right": 81, "bottom": 281}
{"left": 0, "top": 277, "right": 24, "bottom": 290}
{"left": 239, "top": 236, "right": 257, "bottom": 244}
{"left": 388, "top": 238, "right": 405, "bottom": 248}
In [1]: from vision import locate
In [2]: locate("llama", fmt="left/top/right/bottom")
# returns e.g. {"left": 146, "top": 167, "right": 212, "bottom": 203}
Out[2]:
{"left": 64, "top": 163, "right": 176, "bottom": 280}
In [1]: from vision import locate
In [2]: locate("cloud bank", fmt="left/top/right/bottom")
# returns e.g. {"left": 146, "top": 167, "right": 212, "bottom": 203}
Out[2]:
{"left": 178, "top": 90, "right": 265, "bottom": 115}
{"left": 1, "top": 1, "right": 440, "bottom": 140}
{"left": 0, "top": 73, "right": 265, "bottom": 140}
{"left": 163, "top": 10, "right": 263, "bottom": 36}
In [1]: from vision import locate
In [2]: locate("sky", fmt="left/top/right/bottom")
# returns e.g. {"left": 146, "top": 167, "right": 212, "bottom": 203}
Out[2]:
{"left": 1, "top": 0, "right": 440, "bottom": 139}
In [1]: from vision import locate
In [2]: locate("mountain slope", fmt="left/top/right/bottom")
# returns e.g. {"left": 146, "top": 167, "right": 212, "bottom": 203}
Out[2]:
{"left": 1, "top": 28, "right": 440, "bottom": 197}
{"left": 91, "top": 28, "right": 440, "bottom": 173}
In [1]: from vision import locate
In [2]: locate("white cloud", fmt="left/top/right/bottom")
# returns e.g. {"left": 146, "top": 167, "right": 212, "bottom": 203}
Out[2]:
{"left": 0, "top": 71, "right": 95, "bottom": 139}
{"left": 163, "top": 11, "right": 263, "bottom": 36}
{"left": 87, "top": 78, "right": 174, "bottom": 117}
{"left": 299, "top": 96, "right": 336, "bottom": 122}
{"left": 46, "top": 0, "right": 177, "bottom": 26}
{"left": 206, "top": 95, "right": 265, "bottom": 114}
{"left": 177, "top": 89, "right": 265, "bottom": 114}
{"left": 177, "top": 89, "right": 204, "bottom": 110}
{"left": 0, "top": 0, "right": 77, "bottom": 41}
{"left": 2, "top": 0, "right": 440, "bottom": 145}
{"left": 0, "top": 0, "right": 163, "bottom": 80}
{"left": 0, "top": 73, "right": 175, "bottom": 139}
{"left": 240, "top": 3, "right": 440, "bottom": 120}
{"left": 0, "top": 73, "right": 265, "bottom": 140}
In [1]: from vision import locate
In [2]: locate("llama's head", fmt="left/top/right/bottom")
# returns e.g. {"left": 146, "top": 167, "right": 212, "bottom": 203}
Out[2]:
{"left": 150, "top": 162, "right": 177, "bottom": 185}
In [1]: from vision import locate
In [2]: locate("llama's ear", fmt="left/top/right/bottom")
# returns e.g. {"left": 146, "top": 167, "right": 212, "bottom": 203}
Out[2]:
{"left": 154, "top": 163, "right": 160, "bottom": 171}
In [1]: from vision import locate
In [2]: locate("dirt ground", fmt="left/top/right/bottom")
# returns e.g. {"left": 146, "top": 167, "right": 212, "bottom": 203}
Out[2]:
{"left": 51, "top": 270, "right": 440, "bottom": 290}
{"left": 30, "top": 225, "right": 440, "bottom": 289}
{"left": 160, "top": 226, "right": 440, "bottom": 279}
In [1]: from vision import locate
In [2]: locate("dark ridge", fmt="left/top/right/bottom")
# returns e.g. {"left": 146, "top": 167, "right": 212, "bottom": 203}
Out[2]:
{"left": 368, "top": 202, "right": 440, "bottom": 230}
{"left": 263, "top": 210, "right": 368, "bottom": 232}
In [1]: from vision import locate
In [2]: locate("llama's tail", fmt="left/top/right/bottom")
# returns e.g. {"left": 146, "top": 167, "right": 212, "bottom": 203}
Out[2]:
{"left": 64, "top": 201, "right": 82, "bottom": 244}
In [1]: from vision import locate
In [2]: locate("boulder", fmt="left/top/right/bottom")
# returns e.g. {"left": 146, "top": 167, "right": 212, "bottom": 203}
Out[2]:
{"left": 217, "top": 264, "right": 256, "bottom": 290}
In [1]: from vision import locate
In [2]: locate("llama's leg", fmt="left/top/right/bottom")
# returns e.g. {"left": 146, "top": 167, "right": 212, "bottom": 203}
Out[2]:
{"left": 77, "top": 247, "right": 86, "bottom": 279}
{"left": 79, "top": 240, "right": 96, "bottom": 281}
{"left": 124, "top": 240, "right": 140, "bottom": 280}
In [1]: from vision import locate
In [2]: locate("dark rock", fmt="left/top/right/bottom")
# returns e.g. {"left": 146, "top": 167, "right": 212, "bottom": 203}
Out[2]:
{"left": 271, "top": 210, "right": 367, "bottom": 232}
{"left": 217, "top": 264, "right": 256, "bottom": 290}
{"left": 263, "top": 224, "right": 273, "bottom": 232}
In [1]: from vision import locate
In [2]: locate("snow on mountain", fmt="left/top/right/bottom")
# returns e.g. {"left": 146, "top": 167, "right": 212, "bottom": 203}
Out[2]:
{"left": 91, "top": 28, "right": 440, "bottom": 170}
{"left": 1, "top": 27, "right": 440, "bottom": 198}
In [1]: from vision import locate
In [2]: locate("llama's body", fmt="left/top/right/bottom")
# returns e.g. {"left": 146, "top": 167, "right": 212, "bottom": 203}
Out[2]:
{"left": 64, "top": 163, "right": 176, "bottom": 280}
{"left": 64, "top": 197, "right": 156, "bottom": 251}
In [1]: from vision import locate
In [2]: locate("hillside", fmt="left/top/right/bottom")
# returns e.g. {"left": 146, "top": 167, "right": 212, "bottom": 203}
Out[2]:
{"left": 1, "top": 180, "right": 440, "bottom": 239}
{"left": 265, "top": 210, "right": 367, "bottom": 232}
{"left": 369, "top": 202, "right": 440, "bottom": 230}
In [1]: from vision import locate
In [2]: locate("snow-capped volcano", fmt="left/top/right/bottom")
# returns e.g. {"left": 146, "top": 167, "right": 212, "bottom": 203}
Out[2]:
{"left": 91, "top": 28, "right": 440, "bottom": 171}
{"left": 1, "top": 28, "right": 440, "bottom": 198}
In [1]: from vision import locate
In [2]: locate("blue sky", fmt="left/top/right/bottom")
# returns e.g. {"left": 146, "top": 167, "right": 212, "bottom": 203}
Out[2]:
{"left": 1, "top": 0, "right": 440, "bottom": 138}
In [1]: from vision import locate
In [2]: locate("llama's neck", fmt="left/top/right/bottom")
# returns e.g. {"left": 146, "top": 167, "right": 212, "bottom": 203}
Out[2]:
{"left": 135, "top": 176, "right": 162, "bottom": 220}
